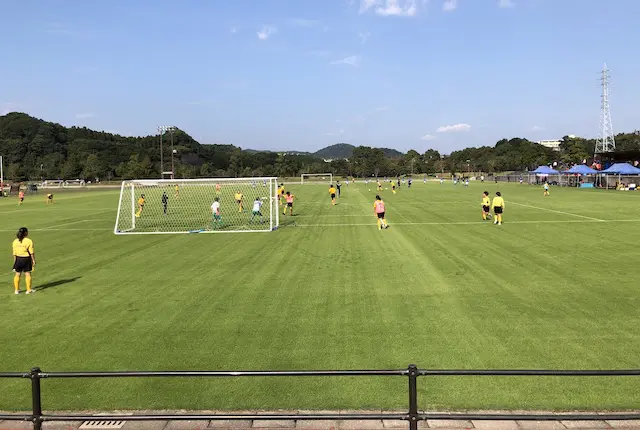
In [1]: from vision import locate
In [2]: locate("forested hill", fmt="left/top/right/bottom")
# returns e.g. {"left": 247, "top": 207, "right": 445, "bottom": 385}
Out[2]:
{"left": 2, "top": 112, "right": 640, "bottom": 181}
{"left": 314, "top": 143, "right": 403, "bottom": 159}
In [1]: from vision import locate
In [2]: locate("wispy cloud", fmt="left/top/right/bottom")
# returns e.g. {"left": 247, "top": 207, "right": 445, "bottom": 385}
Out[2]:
{"left": 531, "top": 125, "right": 544, "bottom": 131}
{"left": 330, "top": 55, "right": 361, "bottom": 67}
{"left": 375, "top": 106, "right": 389, "bottom": 112}
{"left": 359, "top": 0, "right": 419, "bottom": 16}
{"left": 421, "top": 134, "right": 437, "bottom": 141}
{"left": 230, "top": 26, "right": 239, "bottom": 34}
{"left": 257, "top": 26, "right": 277, "bottom": 40}
{"left": 442, "top": 0, "right": 457, "bottom": 11}
{"left": 75, "top": 113, "right": 94, "bottom": 119}
{"left": 358, "top": 31, "right": 371, "bottom": 44}
{"left": 498, "top": 0, "right": 515, "bottom": 8}
{"left": 437, "top": 123, "right": 471, "bottom": 133}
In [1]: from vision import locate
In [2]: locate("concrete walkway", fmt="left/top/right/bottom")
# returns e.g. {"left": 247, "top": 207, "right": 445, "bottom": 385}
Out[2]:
{"left": 0, "top": 410, "right": 638, "bottom": 430}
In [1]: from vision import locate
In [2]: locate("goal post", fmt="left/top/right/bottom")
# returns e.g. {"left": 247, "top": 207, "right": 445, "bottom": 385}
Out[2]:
{"left": 301, "top": 173, "right": 333, "bottom": 184}
{"left": 114, "top": 177, "right": 280, "bottom": 235}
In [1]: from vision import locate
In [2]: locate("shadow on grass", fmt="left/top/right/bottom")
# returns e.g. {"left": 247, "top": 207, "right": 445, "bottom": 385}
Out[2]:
{"left": 35, "top": 277, "right": 82, "bottom": 292}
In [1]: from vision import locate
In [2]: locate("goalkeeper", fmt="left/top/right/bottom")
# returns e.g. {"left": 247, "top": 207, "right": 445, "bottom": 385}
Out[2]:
{"left": 211, "top": 197, "right": 222, "bottom": 228}
{"left": 250, "top": 197, "right": 264, "bottom": 223}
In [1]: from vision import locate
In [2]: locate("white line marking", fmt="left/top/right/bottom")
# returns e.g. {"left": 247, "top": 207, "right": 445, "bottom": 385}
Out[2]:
{"left": 293, "top": 219, "right": 634, "bottom": 227}
{"left": 40, "top": 219, "right": 97, "bottom": 230}
{"left": 509, "top": 201, "right": 605, "bottom": 222}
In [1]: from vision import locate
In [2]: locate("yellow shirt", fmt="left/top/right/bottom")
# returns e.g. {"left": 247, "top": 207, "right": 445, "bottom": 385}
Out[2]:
{"left": 492, "top": 196, "right": 505, "bottom": 208}
{"left": 279, "top": 187, "right": 285, "bottom": 195}
{"left": 482, "top": 197, "right": 490, "bottom": 207}
{"left": 174, "top": 185, "right": 179, "bottom": 191}
{"left": 13, "top": 238, "right": 34, "bottom": 257}
{"left": 138, "top": 197, "right": 145, "bottom": 206}
{"left": 329, "top": 187, "right": 336, "bottom": 194}
{"left": 235, "top": 193, "right": 243, "bottom": 201}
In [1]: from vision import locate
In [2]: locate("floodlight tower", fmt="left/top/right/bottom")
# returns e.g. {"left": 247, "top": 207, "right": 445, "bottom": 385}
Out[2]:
{"left": 595, "top": 63, "right": 615, "bottom": 156}
{"left": 158, "top": 126, "right": 177, "bottom": 179}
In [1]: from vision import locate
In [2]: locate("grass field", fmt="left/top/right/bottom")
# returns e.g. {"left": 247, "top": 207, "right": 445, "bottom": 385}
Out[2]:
{"left": 1, "top": 181, "right": 639, "bottom": 412}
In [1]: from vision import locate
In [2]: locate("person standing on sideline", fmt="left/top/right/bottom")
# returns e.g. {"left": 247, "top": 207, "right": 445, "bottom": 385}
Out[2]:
{"left": 373, "top": 195, "right": 389, "bottom": 230}
{"left": 481, "top": 191, "right": 492, "bottom": 221}
{"left": 161, "top": 192, "right": 169, "bottom": 215}
{"left": 13, "top": 227, "right": 35, "bottom": 295}
{"left": 492, "top": 192, "right": 505, "bottom": 225}
{"left": 335, "top": 181, "right": 342, "bottom": 197}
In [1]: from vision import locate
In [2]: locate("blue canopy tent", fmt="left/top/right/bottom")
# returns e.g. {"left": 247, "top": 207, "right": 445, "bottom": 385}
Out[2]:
{"left": 532, "top": 166, "right": 560, "bottom": 174}
{"left": 599, "top": 163, "right": 640, "bottom": 175}
{"left": 599, "top": 163, "right": 640, "bottom": 190}
{"left": 564, "top": 165, "right": 598, "bottom": 188}
{"left": 566, "top": 165, "right": 598, "bottom": 174}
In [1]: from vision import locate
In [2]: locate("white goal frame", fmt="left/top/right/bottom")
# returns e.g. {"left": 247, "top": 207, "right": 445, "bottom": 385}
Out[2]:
{"left": 301, "top": 173, "right": 333, "bottom": 184}
{"left": 114, "top": 177, "right": 280, "bottom": 235}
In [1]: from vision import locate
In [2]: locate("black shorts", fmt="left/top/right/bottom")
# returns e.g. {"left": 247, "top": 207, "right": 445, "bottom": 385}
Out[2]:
{"left": 482, "top": 205, "right": 490, "bottom": 212}
{"left": 331, "top": 193, "right": 336, "bottom": 199}
{"left": 287, "top": 202, "right": 293, "bottom": 207}
{"left": 236, "top": 200, "right": 242, "bottom": 204}
{"left": 494, "top": 207, "right": 503, "bottom": 214}
{"left": 392, "top": 186, "right": 396, "bottom": 190}
{"left": 47, "top": 195, "right": 53, "bottom": 200}
{"left": 377, "top": 212, "right": 385, "bottom": 219}
{"left": 13, "top": 256, "right": 32, "bottom": 273}
{"left": 20, "top": 198, "right": 24, "bottom": 202}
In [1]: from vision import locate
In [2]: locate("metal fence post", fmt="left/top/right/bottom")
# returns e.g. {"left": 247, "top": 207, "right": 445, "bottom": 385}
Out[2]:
{"left": 408, "top": 364, "right": 418, "bottom": 430}
{"left": 30, "top": 367, "right": 43, "bottom": 430}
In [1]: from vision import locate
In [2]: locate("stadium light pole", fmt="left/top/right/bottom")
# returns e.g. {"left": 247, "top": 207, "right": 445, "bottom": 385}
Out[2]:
{"left": 158, "top": 126, "right": 176, "bottom": 179}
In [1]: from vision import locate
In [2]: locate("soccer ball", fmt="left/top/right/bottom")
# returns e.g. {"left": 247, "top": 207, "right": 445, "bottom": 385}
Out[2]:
{"left": 368, "top": 189, "right": 371, "bottom": 192}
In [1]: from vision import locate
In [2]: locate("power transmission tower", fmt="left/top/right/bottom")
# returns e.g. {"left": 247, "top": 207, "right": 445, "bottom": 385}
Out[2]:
{"left": 595, "top": 63, "right": 615, "bottom": 156}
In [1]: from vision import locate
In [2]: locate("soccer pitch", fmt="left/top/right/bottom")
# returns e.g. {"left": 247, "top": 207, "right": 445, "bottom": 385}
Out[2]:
{"left": 1, "top": 182, "right": 639, "bottom": 412}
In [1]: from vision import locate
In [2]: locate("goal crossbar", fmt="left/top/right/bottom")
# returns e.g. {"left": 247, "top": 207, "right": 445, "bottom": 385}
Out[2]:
{"left": 301, "top": 173, "right": 333, "bottom": 184}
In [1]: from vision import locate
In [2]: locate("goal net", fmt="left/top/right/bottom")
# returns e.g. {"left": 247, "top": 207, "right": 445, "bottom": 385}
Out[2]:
{"left": 114, "top": 177, "right": 280, "bottom": 235}
{"left": 301, "top": 173, "right": 333, "bottom": 184}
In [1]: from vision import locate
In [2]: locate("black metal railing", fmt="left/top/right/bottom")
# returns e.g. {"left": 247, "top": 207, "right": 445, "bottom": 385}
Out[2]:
{"left": 1, "top": 365, "right": 639, "bottom": 430}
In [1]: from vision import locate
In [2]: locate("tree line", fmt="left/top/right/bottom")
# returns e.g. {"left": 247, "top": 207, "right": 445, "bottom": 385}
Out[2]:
{"left": 1, "top": 112, "right": 639, "bottom": 181}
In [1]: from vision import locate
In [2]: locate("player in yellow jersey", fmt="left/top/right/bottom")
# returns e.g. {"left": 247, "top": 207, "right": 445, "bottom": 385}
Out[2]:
{"left": 18, "top": 190, "right": 25, "bottom": 206}
{"left": 174, "top": 184, "right": 179, "bottom": 199}
{"left": 543, "top": 182, "right": 550, "bottom": 196}
{"left": 215, "top": 184, "right": 221, "bottom": 195}
{"left": 492, "top": 192, "right": 505, "bottom": 225}
{"left": 391, "top": 180, "right": 397, "bottom": 194}
{"left": 46, "top": 193, "right": 54, "bottom": 204}
{"left": 135, "top": 194, "right": 145, "bottom": 218}
{"left": 235, "top": 191, "right": 244, "bottom": 212}
{"left": 12, "top": 227, "right": 36, "bottom": 295}
{"left": 329, "top": 185, "right": 336, "bottom": 206}
{"left": 377, "top": 180, "right": 383, "bottom": 191}
{"left": 481, "top": 191, "right": 491, "bottom": 220}
{"left": 278, "top": 184, "right": 285, "bottom": 205}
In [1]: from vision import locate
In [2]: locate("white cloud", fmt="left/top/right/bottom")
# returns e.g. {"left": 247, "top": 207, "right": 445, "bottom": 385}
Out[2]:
{"left": 359, "top": 0, "right": 419, "bottom": 16}
{"left": 375, "top": 106, "right": 389, "bottom": 111}
{"left": 421, "top": 134, "right": 437, "bottom": 141}
{"left": 358, "top": 31, "right": 370, "bottom": 44}
{"left": 442, "top": 0, "right": 457, "bottom": 11}
{"left": 437, "top": 123, "right": 471, "bottom": 133}
{"left": 230, "top": 26, "right": 239, "bottom": 34}
{"left": 257, "top": 26, "right": 277, "bottom": 40}
{"left": 75, "top": 113, "right": 94, "bottom": 119}
{"left": 330, "top": 55, "right": 360, "bottom": 67}
{"left": 498, "top": 0, "right": 515, "bottom": 8}
{"left": 531, "top": 125, "right": 544, "bottom": 131}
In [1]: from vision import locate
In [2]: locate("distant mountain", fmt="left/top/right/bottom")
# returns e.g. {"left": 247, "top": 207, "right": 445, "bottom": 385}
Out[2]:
{"left": 314, "top": 143, "right": 354, "bottom": 159}
{"left": 314, "top": 143, "right": 404, "bottom": 160}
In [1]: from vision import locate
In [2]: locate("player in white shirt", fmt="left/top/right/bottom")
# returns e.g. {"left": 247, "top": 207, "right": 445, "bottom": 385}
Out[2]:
{"left": 251, "top": 197, "right": 263, "bottom": 223}
{"left": 211, "top": 197, "right": 222, "bottom": 228}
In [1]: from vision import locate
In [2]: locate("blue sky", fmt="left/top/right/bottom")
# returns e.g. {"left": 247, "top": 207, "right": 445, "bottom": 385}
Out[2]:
{"left": 1, "top": 0, "right": 639, "bottom": 154}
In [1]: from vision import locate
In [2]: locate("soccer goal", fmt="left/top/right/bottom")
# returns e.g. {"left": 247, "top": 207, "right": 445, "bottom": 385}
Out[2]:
{"left": 301, "top": 173, "right": 333, "bottom": 184}
{"left": 114, "top": 177, "right": 280, "bottom": 235}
